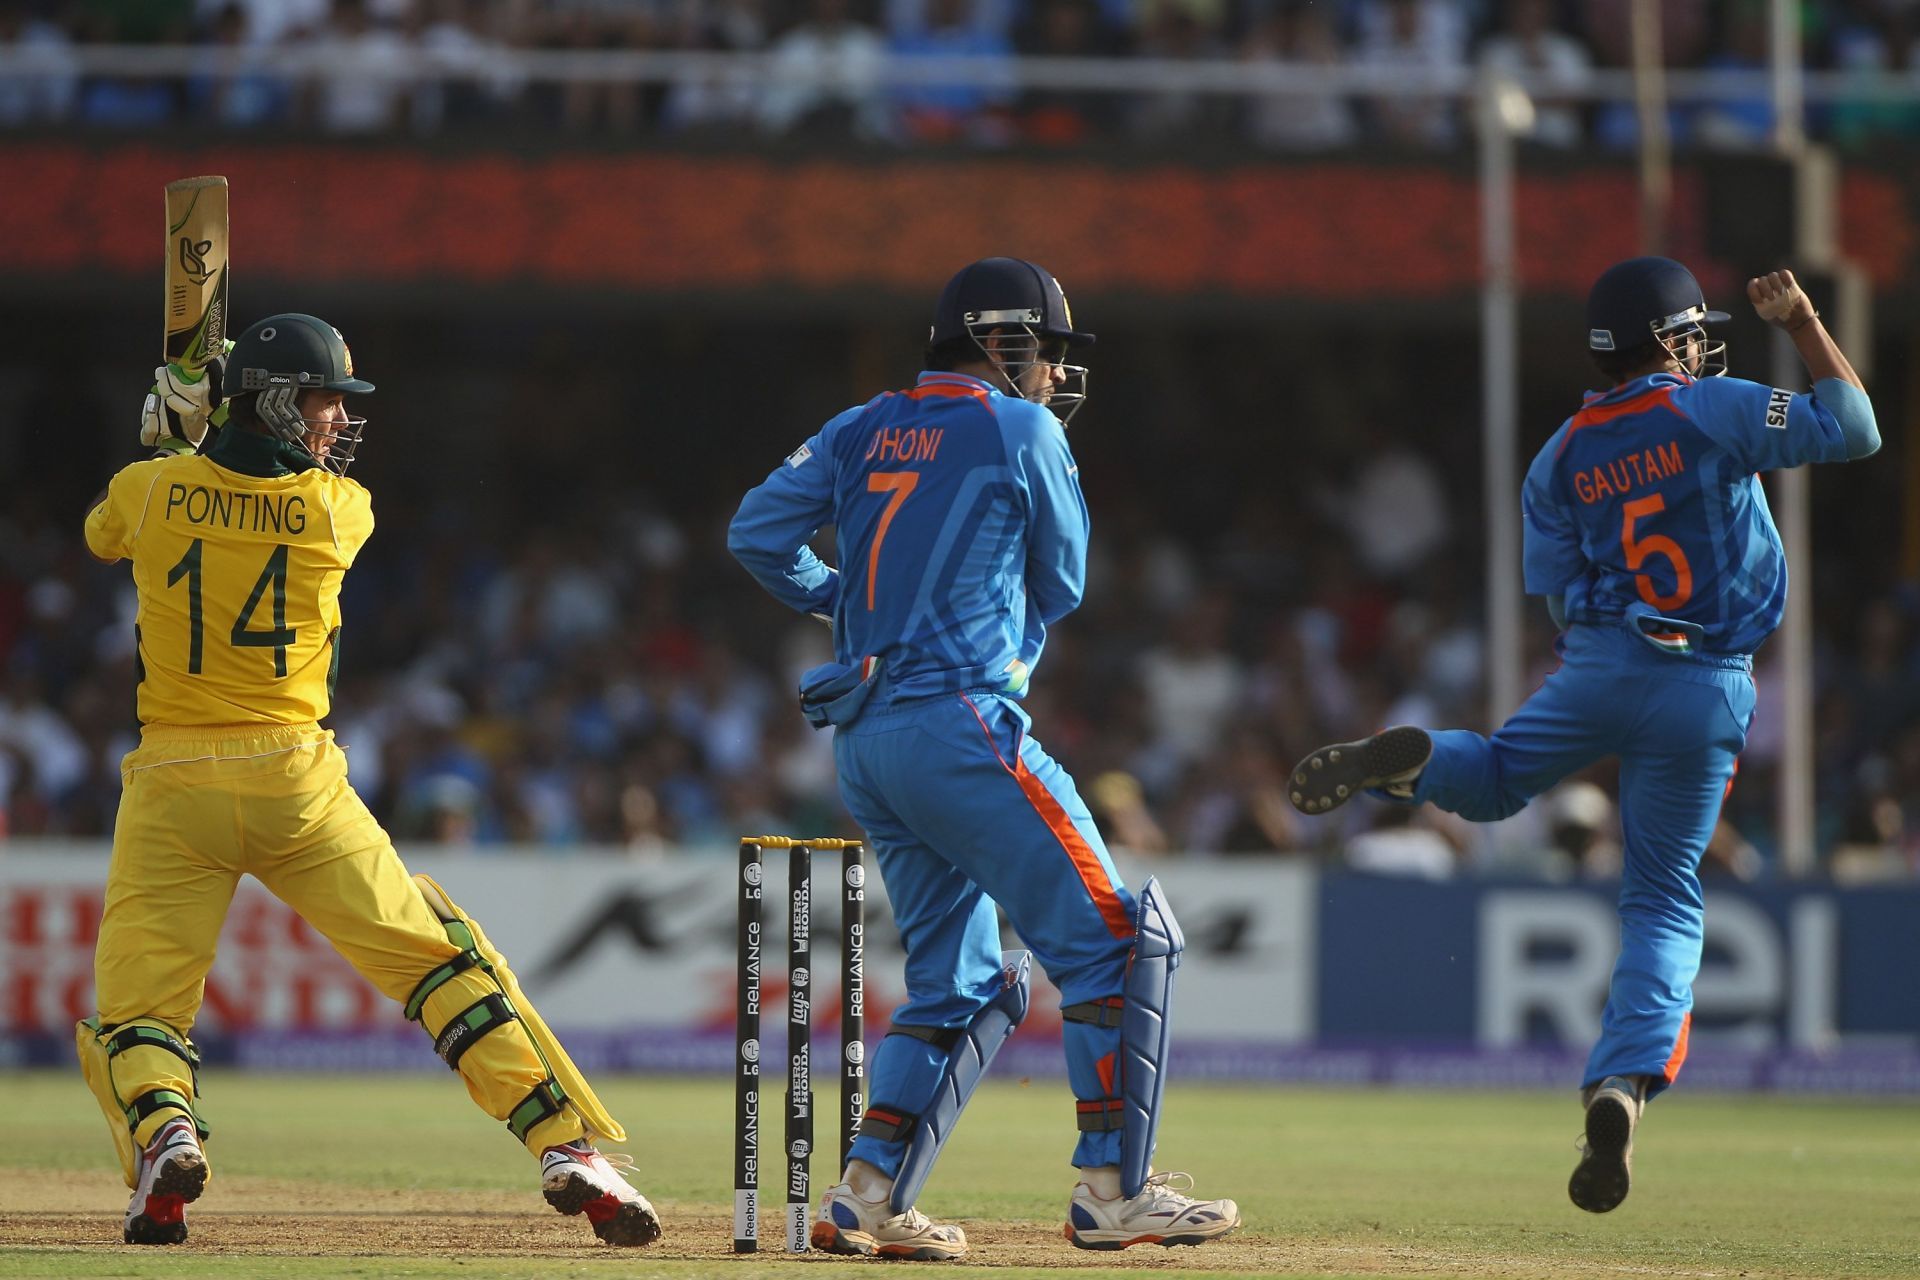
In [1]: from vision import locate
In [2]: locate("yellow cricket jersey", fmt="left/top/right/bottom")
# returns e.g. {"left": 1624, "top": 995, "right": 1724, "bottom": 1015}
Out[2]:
{"left": 84, "top": 431, "right": 373, "bottom": 728}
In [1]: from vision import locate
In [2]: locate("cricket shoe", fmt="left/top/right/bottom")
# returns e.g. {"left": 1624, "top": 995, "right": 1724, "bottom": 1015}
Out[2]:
{"left": 1569, "top": 1075, "right": 1644, "bottom": 1213}
{"left": 811, "top": 1181, "right": 968, "bottom": 1260}
{"left": 124, "top": 1116, "right": 208, "bottom": 1245}
{"left": 1065, "top": 1171, "right": 1241, "bottom": 1251}
{"left": 1288, "top": 725, "right": 1432, "bottom": 815}
{"left": 540, "top": 1141, "right": 662, "bottom": 1246}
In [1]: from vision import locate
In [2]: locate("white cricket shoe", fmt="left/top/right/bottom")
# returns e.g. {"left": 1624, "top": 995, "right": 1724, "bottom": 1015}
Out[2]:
{"left": 1065, "top": 1170, "right": 1241, "bottom": 1251}
{"left": 540, "top": 1140, "right": 662, "bottom": 1246}
{"left": 124, "top": 1116, "right": 208, "bottom": 1245}
{"left": 811, "top": 1181, "right": 968, "bottom": 1260}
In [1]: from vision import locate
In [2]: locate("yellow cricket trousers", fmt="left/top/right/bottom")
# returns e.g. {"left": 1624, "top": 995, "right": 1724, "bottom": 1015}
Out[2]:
{"left": 92, "top": 723, "right": 585, "bottom": 1154}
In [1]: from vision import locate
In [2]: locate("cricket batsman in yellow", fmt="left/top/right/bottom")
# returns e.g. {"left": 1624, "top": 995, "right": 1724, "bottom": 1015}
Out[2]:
{"left": 79, "top": 313, "right": 659, "bottom": 1248}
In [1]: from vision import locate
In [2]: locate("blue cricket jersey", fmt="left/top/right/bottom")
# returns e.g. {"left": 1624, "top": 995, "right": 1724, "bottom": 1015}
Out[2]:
{"left": 1522, "top": 371, "right": 1853, "bottom": 656}
{"left": 729, "top": 372, "right": 1089, "bottom": 700}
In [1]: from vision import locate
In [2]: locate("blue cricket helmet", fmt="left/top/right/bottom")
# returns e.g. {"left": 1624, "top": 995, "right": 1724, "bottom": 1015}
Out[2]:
{"left": 1587, "top": 257, "right": 1730, "bottom": 353}
{"left": 930, "top": 258, "right": 1095, "bottom": 349}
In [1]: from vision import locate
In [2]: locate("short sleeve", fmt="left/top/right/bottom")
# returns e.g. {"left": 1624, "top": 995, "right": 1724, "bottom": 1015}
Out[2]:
{"left": 328, "top": 478, "right": 376, "bottom": 567}
{"left": 83, "top": 460, "right": 162, "bottom": 563}
{"left": 1677, "top": 375, "right": 1848, "bottom": 472}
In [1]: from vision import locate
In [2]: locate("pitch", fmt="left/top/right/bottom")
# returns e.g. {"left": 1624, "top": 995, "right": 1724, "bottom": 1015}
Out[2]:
{"left": 4, "top": 1072, "right": 1916, "bottom": 1278}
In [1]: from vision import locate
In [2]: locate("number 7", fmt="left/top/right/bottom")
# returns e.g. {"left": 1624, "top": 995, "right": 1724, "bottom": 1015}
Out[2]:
{"left": 866, "top": 471, "right": 919, "bottom": 610}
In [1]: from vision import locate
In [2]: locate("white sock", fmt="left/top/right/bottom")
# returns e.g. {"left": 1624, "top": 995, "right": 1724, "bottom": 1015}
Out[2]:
{"left": 847, "top": 1158, "right": 894, "bottom": 1203}
{"left": 1076, "top": 1165, "right": 1123, "bottom": 1199}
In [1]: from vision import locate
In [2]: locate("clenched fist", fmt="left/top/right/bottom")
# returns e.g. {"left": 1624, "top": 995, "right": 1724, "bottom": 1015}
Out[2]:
{"left": 1748, "top": 269, "right": 1816, "bottom": 330}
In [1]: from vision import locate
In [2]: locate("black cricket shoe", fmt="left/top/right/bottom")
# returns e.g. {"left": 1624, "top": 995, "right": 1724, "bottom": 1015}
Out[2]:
{"left": 1287, "top": 726, "right": 1432, "bottom": 815}
{"left": 1569, "top": 1075, "right": 1644, "bottom": 1213}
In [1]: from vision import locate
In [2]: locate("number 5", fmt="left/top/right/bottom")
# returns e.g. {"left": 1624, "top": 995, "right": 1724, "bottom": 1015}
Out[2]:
{"left": 1621, "top": 494, "right": 1693, "bottom": 610}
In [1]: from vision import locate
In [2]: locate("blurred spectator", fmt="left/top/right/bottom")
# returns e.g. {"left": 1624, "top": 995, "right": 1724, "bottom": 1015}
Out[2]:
{"left": 1584, "top": 0, "right": 1708, "bottom": 150}
{"left": 1013, "top": 0, "right": 1125, "bottom": 144}
{"left": 1127, "top": 0, "right": 1231, "bottom": 141}
{"left": 306, "top": 0, "right": 415, "bottom": 132}
{"left": 1134, "top": 589, "right": 1244, "bottom": 771}
{"left": 1176, "top": 729, "right": 1300, "bottom": 854}
{"left": 1316, "top": 427, "right": 1451, "bottom": 582}
{"left": 1475, "top": 0, "right": 1592, "bottom": 147}
{"left": 1701, "top": 815, "right": 1762, "bottom": 881}
{"left": 756, "top": 0, "right": 887, "bottom": 137}
{"left": 0, "top": 0, "right": 82, "bottom": 124}
{"left": 187, "top": 2, "right": 291, "bottom": 126}
{"left": 1353, "top": 0, "right": 1468, "bottom": 148}
{"left": 884, "top": 0, "right": 1016, "bottom": 143}
{"left": 1242, "top": 0, "right": 1360, "bottom": 151}
{"left": 1550, "top": 780, "right": 1621, "bottom": 879}
{"left": 1693, "top": 0, "right": 1775, "bottom": 149}
{"left": 1345, "top": 803, "right": 1465, "bottom": 878}
{"left": 412, "top": 0, "right": 525, "bottom": 131}
{"left": 660, "top": 0, "right": 766, "bottom": 132}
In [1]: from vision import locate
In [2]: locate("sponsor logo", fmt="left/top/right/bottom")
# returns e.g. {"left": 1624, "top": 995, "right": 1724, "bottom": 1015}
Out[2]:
{"left": 744, "top": 862, "right": 763, "bottom": 888}
{"left": 742, "top": 1037, "right": 760, "bottom": 1064}
{"left": 178, "top": 236, "right": 214, "bottom": 285}
{"left": 1766, "top": 387, "right": 1793, "bottom": 429}
{"left": 845, "top": 1041, "right": 865, "bottom": 1066}
{"left": 789, "top": 1138, "right": 811, "bottom": 1159}
{"left": 786, "top": 443, "right": 812, "bottom": 468}
{"left": 845, "top": 864, "right": 866, "bottom": 890}
{"left": 1589, "top": 328, "right": 1615, "bottom": 351}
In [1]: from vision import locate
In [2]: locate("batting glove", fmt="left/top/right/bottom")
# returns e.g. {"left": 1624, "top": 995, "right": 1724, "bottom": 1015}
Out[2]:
{"left": 141, "top": 351, "right": 229, "bottom": 453}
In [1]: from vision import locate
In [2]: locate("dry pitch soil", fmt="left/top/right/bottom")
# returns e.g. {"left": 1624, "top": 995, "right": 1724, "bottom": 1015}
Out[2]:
{"left": 0, "top": 1169, "right": 1667, "bottom": 1276}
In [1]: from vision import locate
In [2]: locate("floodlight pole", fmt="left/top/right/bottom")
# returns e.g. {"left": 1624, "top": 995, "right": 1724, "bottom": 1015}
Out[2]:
{"left": 1771, "top": 0, "right": 1817, "bottom": 878}
{"left": 1479, "top": 78, "right": 1526, "bottom": 728}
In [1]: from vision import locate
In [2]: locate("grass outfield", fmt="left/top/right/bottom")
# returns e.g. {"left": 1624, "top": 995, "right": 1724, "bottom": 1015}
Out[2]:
{"left": 3, "top": 1072, "right": 1917, "bottom": 1279}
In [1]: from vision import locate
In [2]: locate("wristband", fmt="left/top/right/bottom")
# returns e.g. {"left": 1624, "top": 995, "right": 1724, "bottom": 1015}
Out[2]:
{"left": 1787, "top": 310, "right": 1821, "bottom": 334}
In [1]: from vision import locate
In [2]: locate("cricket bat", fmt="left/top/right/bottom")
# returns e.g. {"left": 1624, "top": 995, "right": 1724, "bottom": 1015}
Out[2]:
{"left": 164, "top": 175, "right": 229, "bottom": 373}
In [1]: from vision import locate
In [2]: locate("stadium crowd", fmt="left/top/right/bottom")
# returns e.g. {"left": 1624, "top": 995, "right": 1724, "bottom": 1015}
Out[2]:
{"left": 3, "top": 0, "right": 1920, "bottom": 148}
{"left": 3, "top": 368, "right": 1915, "bottom": 881}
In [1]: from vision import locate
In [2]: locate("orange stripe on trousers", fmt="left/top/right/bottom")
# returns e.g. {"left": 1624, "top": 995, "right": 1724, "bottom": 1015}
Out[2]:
{"left": 961, "top": 695, "right": 1135, "bottom": 941}
{"left": 1661, "top": 1012, "right": 1692, "bottom": 1083}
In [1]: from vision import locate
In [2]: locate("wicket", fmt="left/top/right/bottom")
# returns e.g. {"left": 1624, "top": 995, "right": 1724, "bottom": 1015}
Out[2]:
{"left": 733, "top": 836, "right": 866, "bottom": 1254}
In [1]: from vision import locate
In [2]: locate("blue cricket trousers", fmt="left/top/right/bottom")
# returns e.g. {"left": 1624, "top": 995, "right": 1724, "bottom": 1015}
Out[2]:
{"left": 1412, "top": 623, "right": 1755, "bottom": 1095}
{"left": 833, "top": 690, "right": 1138, "bottom": 1175}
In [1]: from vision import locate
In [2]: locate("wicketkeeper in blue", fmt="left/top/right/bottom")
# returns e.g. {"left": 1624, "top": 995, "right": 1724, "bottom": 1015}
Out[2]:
{"left": 729, "top": 258, "right": 1240, "bottom": 1259}
{"left": 1289, "top": 258, "right": 1879, "bottom": 1213}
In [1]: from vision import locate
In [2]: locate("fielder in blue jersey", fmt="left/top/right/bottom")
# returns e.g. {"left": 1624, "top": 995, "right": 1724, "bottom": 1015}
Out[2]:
{"left": 730, "top": 258, "right": 1239, "bottom": 1259}
{"left": 1288, "top": 258, "right": 1879, "bottom": 1214}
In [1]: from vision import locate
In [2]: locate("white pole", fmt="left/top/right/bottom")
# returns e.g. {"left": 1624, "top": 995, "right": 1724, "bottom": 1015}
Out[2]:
{"left": 1771, "top": 0, "right": 1816, "bottom": 877}
{"left": 1479, "top": 79, "right": 1526, "bottom": 727}
{"left": 1630, "top": 0, "right": 1670, "bottom": 251}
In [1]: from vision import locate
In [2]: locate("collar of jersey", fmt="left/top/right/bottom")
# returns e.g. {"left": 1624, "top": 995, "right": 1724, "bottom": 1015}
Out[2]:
{"left": 915, "top": 372, "right": 998, "bottom": 395}
{"left": 1582, "top": 370, "right": 1692, "bottom": 407}
{"left": 205, "top": 425, "right": 319, "bottom": 478}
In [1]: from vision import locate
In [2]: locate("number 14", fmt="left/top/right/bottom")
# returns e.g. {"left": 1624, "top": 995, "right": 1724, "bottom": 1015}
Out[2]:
{"left": 165, "top": 539, "right": 299, "bottom": 676}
